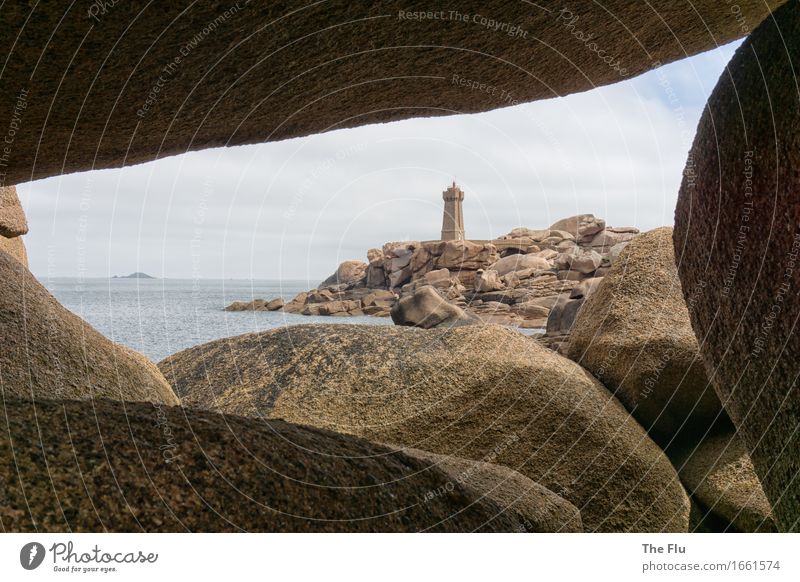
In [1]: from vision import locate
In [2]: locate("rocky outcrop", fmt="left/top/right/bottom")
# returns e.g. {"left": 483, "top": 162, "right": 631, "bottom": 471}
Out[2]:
{"left": 391, "top": 285, "right": 472, "bottom": 329}
{"left": 0, "top": 2, "right": 781, "bottom": 186}
{"left": 549, "top": 214, "right": 605, "bottom": 244}
{"left": 160, "top": 324, "right": 690, "bottom": 532}
{"left": 0, "top": 252, "right": 178, "bottom": 405}
{"left": 0, "top": 235, "right": 27, "bottom": 267}
{"left": 405, "top": 448, "right": 583, "bottom": 532}
{"left": 225, "top": 216, "right": 640, "bottom": 331}
{"left": 474, "top": 269, "right": 503, "bottom": 292}
{"left": 1, "top": 398, "right": 536, "bottom": 532}
{"left": 0, "top": 186, "right": 28, "bottom": 267}
{"left": 566, "top": 228, "right": 727, "bottom": 450}
{"left": 674, "top": 0, "right": 799, "bottom": 532}
{"left": 0, "top": 186, "right": 28, "bottom": 237}
{"left": 319, "top": 260, "right": 367, "bottom": 287}
{"left": 673, "top": 433, "right": 777, "bottom": 532}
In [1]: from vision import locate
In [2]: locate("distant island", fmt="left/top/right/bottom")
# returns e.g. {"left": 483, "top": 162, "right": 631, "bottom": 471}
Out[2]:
{"left": 112, "top": 272, "right": 156, "bottom": 279}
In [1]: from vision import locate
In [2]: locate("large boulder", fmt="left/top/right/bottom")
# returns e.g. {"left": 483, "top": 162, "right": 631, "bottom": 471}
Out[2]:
{"left": 566, "top": 228, "right": 727, "bottom": 450}
{"left": 549, "top": 214, "right": 605, "bottom": 243}
{"left": 0, "top": 2, "right": 782, "bottom": 185}
{"left": 673, "top": 433, "right": 777, "bottom": 532}
{"left": 674, "top": 0, "right": 799, "bottom": 532}
{"left": 0, "top": 398, "right": 532, "bottom": 532}
{"left": 546, "top": 296, "right": 584, "bottom": 336}
{"left": 0, "top": 252, "right": 177, "bottom": 405}
{"left": 160, "top": 324, "right": 691, "bottom": 532}
{"left": 319, "top": 260, "right": 367, "bottom": 287}
{"left": 433, "top": 240, "right": 498, "bottom": 271}
{"left": 405, "top": 448, "right": 583, "bottom": 532}
{"left": 474, "top": 269, "right": 504, "bottom": 292}
{"left": 0, "top": 186, "right": 28, "bottom": 237}
{"left": 555, "top": 249, "right": 602, "bottom": 274}
{"left": 0, "top": 235, "right": 28, "bottom": 267}
{"left": 390, "top": 285, "right": 472, "bottom": 329}
{"left": 490, "top": 254, "right": 550, "bottom": 276}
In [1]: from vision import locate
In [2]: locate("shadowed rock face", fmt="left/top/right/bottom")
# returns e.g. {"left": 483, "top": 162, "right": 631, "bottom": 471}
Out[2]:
{"left": 0, "top": 1, "right": 783, "bottom": 184}
{"left": 566, "top": 228, "right": 730, "bottom": 450}
{"left": 673, "top": 432, "right": 777, "bottom": 533}
{"left": 674, "top": 0, "right": 800, "bottom": 532}
{"left": 0, "top": 252, "right": 178, "bottom": 405}
{"left": 160, "top": 324, "right": 690, "bottom": 532}
{"left": 0, "top": 398, "right": 534, "bottom": 532}
{"left": 0, "top": 237, "right": 27, "bottom": 267}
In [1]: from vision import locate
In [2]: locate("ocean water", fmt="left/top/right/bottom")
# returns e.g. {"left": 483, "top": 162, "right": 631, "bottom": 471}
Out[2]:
{"left": 43, "top": 278, "right": 392, "bottom": 362}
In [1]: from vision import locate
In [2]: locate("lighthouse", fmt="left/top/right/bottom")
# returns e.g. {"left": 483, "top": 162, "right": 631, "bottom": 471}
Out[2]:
{"left": 440, "top": 181, "right": 465, "bottom": 241}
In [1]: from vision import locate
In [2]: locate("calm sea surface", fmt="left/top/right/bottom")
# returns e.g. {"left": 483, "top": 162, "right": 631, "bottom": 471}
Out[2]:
{"left": 43, "top": 278, "right": 392, "bottom": 362}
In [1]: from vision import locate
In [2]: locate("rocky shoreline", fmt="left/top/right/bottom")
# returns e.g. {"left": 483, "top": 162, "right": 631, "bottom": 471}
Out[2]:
{"left": 225, "top": 214, "right": 640, "bottom": 346}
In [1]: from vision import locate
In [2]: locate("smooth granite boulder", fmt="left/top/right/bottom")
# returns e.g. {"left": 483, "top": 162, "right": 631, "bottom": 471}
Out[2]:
{"left": 160, "top": 324, "right": 690, "bottom": 532}
{"left": 0, "top": 252, "right": 178, "bottom": 405}
{"left": 0, "top": 398, "right": 534, "bottom": 532}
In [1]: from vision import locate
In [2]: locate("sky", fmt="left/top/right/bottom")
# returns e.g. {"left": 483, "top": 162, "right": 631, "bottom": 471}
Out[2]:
{"left": 19, "top": 40, "right": 741, "bottom": 284}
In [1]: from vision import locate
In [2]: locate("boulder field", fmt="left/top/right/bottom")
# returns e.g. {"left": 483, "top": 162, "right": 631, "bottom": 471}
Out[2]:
{"left": 0, "top": 398, "right": 552, "bottom": 532}
{"left": 225, "top": 214, "right": 639, "bottom": 333}
{"left": 674, "top": 0, "right": 800, "bottom": 532}
{"left": 160, "top": 324, "right": 691, "bottom": 532}
{"left": 0, "top": 186, "right": 28, "bottom": 267}
{"left": 0, "top": 251, "right": 178, "bottom": 405}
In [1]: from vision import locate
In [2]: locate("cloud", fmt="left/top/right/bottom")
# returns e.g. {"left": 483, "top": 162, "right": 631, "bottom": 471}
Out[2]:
{"left": 17, "top": 42, "right": 740, "bottom": 281}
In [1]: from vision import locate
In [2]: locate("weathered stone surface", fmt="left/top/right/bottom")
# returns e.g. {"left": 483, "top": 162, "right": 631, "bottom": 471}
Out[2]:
{"left": 224, "top": 298, "right": 267, "bottom": 311}
{"left": 555, "top": 249, "right": 602, "bottom": 274}
{"left": 490, "top": 254, "right": 550, "bottom": 276}
{"left": 266, "top": 297, "right": 284, "bottom": 311}
{"left": 590, "top": 229, "right": 637, "bottom": 252}
{"left": 433, "top": 240, "right": 497, "bottom": 271}
{"left": 556, "top": 269, "right": 584, "bottom": 281}
{"left": 549, "top": 214, "right": 605, "bottom": 243}
{"left": 319, "top": 260, "right": 367, "bottom": 287}
{"left": 567, "top": 229, "right": 727, "bottom": 450}
{"left": 391, "top": 285, "right": 472, "bottom": 329}
{"left": 405, "top": 448, "right": 583, "bottom": 532}
{"left": 161, "top": 324, "right": 690, "bottom": 532}
{"left": 673, "top": 433, "right": 777, "bottom": 532}
{"left": 0, "top": 398, "right": 530, "bottom": 532}
{"left": 546, "top": 296, "right": 584, "bottom": 336}
{"left": 674, "top": 1, "right": 799, "bottom": 531}
{"left": 0, "top": 2, "right": 781, "bottom": 185}
{"left": 474, "top": 269, "right": 504, "bottom": 292}
{"left": 366, "top": 259, "right": 387, "bottom": 288}
{"left": 362, "top": 289, "right": 396, "bottom": 307}
{"left": 423, "top": 268, "right": 451, "bottom": 287}
{"left": 0, "top": 235, "right": 28, "bottom": 267}
{"left": 512, "top": 302, "right": 550, "bottom": 319}
{"left": 0, "top": 252, "right": 177, "bottom": 405}
{"left": 0, "top": 186, "right": 28, "bottom": 237}
{"left": 570, "top": 277, "right": 603, "bottom": 300}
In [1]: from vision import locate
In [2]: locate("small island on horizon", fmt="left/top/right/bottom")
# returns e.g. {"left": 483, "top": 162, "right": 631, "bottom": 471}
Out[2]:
{"left": 112, "top": 272, "right": 156, "bottom": 279}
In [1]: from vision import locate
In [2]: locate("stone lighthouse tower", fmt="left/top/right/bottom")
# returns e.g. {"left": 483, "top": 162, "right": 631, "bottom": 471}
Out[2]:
{"left": 440, "top": 181, "right": 465, "bottom": 241}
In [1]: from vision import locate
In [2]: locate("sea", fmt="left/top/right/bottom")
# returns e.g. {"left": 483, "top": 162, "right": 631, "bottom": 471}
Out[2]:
{"left": 43, "top": 277, "right": 392, "bottom": 363}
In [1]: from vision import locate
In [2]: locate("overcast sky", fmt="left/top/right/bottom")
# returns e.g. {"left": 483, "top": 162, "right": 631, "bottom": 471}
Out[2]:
{"left": 18, "top": 41, "right": 740, "bottom": 283}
